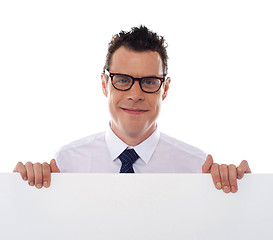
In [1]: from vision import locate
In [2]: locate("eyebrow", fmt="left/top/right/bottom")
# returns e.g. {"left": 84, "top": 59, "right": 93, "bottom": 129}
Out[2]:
{"left": 106, "top": 70, "right": 163, "bottom": 78}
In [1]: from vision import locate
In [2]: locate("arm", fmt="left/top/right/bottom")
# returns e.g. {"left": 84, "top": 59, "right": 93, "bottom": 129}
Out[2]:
{"left": 13, "top": 159, "right": 60, "bottom": 189}
{"left": 202, "top": 154, "right": 251, "bottom": 193}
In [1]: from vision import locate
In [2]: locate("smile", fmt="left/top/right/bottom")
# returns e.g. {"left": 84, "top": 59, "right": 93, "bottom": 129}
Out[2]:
{"left": 121, "top": 108, "right": 148, "bottom": 115}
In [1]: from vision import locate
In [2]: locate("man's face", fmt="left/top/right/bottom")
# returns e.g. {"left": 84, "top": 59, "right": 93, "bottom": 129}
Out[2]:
{"left": 101, "top": 46, "right": 170, "bottom": 144}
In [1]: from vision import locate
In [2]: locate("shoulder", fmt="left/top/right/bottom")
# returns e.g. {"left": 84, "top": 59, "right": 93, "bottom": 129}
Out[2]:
{"left": 159, "top": 132, "right": 208, "bottom": 160}
{"left": 56, "top": 131, "right": 105, "bottom": 153}
{"left": 54, "top": 131, "right": 105, "bottom": 162}
{"left": 54, "top": 131, "right": 106, "bottom": 172}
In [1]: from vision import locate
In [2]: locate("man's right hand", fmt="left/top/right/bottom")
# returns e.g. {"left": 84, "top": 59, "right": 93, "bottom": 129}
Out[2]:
{"left": 13, "top": 159, "right": 60, "bottom": 189}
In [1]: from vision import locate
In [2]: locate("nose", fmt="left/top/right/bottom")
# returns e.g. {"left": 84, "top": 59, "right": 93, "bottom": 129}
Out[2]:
{"left": 127, "top": 80, "right": 145, "bottom": 102}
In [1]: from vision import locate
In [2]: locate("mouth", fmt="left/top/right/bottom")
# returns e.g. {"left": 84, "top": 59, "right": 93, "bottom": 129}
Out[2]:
{"left": 121, "top": 108, "right": 149, "bottom": 115}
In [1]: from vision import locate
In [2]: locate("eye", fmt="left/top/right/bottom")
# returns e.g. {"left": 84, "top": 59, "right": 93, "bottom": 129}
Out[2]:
{"left": 142, "top": 78, "right": 160, "bottom": 87}
{"left": 118, "top": 79, "right": 130, "bottom": 83}
{"left": 113, "top": 75, "right": 132, "bottom": 86}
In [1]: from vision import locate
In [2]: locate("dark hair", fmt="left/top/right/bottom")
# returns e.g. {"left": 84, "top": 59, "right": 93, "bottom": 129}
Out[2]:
{"left": 103, "top": 25, "right": 168, "bottom": 76}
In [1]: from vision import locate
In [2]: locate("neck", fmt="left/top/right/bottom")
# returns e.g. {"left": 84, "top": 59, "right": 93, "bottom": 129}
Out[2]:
{"left": 110, "top": 122, "right": 156, "bottom": 146}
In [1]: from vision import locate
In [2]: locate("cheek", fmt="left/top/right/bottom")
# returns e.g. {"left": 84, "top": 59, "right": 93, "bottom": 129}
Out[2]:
{"left": 149, "top": 95, "right": 162, "bottom": 116}
{"left": 108, "top": 93, "right": 116, "bottom": 112}
{"left": 156, "top": 100, "right": 162, "bottom": 116}
{"left": 107, "top": 90, "right": 121, "bottom": 113}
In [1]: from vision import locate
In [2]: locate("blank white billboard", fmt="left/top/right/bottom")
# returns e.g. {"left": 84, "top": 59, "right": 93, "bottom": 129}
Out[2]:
{"left": 0, "top": 173, "right": 272, "bottom": 239}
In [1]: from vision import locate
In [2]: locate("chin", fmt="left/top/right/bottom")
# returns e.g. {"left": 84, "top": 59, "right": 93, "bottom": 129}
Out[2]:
{"left": 123, "top": 125, "right": 144, "bottom": 136}
{"left": 123, "top": 121, "right": 154, "bottom": 136}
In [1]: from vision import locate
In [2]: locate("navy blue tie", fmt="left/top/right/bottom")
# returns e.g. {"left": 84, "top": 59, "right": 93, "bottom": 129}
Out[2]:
{"left": 119, "top": 148, "right": 139, "bottom": 173}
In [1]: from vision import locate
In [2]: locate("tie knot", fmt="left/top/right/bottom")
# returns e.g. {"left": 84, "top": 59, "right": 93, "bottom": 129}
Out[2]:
{"left": 118, "top": 148, "right": 139, "bottom": 173}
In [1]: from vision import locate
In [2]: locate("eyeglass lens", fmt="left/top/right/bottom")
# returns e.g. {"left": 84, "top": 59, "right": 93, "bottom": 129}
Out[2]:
{"left": 112, "top": 75, "right": 162, "bottom": 92}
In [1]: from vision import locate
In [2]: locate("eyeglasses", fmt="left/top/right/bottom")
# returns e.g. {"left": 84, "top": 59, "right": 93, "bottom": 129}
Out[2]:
{"left": 104, "top": 69, "right": 165, "bottom": 93}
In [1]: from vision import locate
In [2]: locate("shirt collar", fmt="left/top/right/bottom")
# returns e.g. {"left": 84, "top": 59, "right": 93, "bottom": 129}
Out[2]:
{"left": 105, "top": 124, "right": 160, "bottom": 164}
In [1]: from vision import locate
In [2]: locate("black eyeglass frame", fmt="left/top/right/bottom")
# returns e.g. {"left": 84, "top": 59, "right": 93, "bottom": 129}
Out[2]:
{"left": 104, "top": 69, "right": 166, "bottom": 93}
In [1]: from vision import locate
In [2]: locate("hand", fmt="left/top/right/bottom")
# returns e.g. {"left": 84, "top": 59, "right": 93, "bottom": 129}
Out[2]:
{"left": 202, "top": 154, "right": 251, "bottom": 193}
{"left": 13, "top": 159, "right": 60, "bottom": 189}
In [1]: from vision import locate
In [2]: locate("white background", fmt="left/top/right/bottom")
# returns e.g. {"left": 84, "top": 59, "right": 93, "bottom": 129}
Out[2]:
{"left": 0, "top": 0, "right": 272, "bottom": 172}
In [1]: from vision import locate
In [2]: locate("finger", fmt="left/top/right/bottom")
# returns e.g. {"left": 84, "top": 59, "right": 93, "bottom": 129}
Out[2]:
{"left": 228, "top": 164, "right": 238, "bottom": 193}
{"left": 50, "top": 159, "right": 60, "bottom": 173}
{"left": 13, "top": 162, "right": 28, "bottom": 181}
{"left": 202, "top": 154, "right": 213, "bottom": 173}
{"left": 237, "top": 160, "right": 251, "bottom": 179}
{"left": 210, "top": 163, "right": 222, "bottom": 190}
{"left": 219, "top": 164, "right": 230, "bottom": 193}
{"left": 25, "top": 162, "right": 35, "bottom": 186}
{"left": 33, "top": 163, "right": 43, "bottom": 189}
{"left": 42, "top": 163, "right": 51, "bottom": 188}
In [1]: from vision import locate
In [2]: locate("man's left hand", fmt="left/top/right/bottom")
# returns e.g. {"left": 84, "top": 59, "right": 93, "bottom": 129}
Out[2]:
{"left": 202, "top": 155, "right": 251, "bottom": 193}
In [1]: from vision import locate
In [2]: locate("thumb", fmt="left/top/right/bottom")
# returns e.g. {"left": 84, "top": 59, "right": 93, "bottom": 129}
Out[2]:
{"left": 50, "top": 159, "right": 60, "bottom": 173}
{"left": 202, "top": 154, "right": 214, "bottom": 173}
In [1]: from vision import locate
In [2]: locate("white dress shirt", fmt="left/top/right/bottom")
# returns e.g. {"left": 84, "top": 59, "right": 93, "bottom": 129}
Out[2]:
{"left": 55, "top": 126, "right": 208, "bottom": 173}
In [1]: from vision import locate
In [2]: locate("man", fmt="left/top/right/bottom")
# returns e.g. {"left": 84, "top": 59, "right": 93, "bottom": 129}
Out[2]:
{"left": 13, "top": 25, "right": 251, "bottom": 193}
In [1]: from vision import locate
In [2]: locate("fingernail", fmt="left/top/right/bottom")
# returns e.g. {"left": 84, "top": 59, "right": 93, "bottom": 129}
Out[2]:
{"left": 231, "top": 186, "right": 236, "bottom": 192}
{"left": 223, "top": 186, "right": 230, "bottom": 193}
{"left": 23, "top": 177, "right": 28, "bottom": 181}
{"left": 43, "top": 181, "right": 48, "bottom": 187}
{"left": 29, "top": 182, "right": 34, "bottom": 186}
{"left": 216, "top": 182, "right": 221, "bottom": 188}
{"left": 37, "top": 184, "right": 42, "bottom": 188}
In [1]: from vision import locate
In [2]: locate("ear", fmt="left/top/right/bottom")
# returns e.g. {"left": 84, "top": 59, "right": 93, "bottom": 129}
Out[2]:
{"left": 162, "top": 77, "right": 171, "bottom": 100}
{"left": 101, "top": 73, "right": 108, "bottom": 97}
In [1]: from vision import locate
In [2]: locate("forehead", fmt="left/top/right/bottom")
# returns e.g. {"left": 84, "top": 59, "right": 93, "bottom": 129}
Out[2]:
{"left": 110, "top": 46, "right": 163, "bottom": 77}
